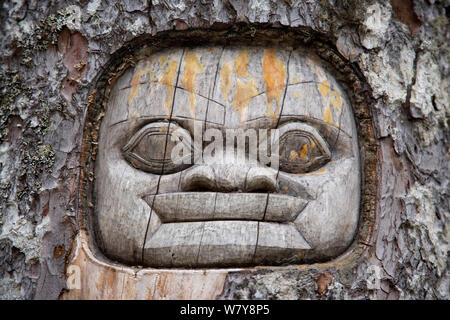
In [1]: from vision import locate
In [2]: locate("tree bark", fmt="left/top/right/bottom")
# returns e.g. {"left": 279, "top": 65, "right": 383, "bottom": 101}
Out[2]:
{"left": 0, "top": 0, "right": 448, "bottom": 300}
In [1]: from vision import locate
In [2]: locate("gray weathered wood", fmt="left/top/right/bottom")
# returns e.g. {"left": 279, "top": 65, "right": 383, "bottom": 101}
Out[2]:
{"left": 94, "top": 45, "right": 360, "bottom": 268}
{"left": 0, "top": 0, "right": 447, "bottom": 300}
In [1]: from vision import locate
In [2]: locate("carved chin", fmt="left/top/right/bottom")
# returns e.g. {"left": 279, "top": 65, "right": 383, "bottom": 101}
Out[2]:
{"left": 141, "top": 192, "right": 311, "bottom": 267}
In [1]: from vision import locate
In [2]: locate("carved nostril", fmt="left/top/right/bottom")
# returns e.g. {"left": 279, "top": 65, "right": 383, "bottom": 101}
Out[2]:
{"left": 245, "top": 167, "right": 278, "bottom": 193}
{"left": 182, "top": 164, "right": 278, "bottom": 193}
{"left": 184, "top": 180, "right": 216, "bottom": 192}
{"left": 181, "top": 165, "right": 217, "bottom": 192}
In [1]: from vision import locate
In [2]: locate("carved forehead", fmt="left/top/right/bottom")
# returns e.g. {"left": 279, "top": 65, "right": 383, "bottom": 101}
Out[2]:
{"left": 105, "top": 46, "right": 355, "bottom": 135}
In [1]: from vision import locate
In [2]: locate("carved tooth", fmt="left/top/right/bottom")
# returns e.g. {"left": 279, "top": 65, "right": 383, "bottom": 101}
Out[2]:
{"left": 265, "top": 194, "right": 308, "bottom": 222}
{"left": 143, "top": 221, "right": 258, "bottom": 267}
{"left": 253, "top": 222, "right": 311, "bottom": 265}
{"left": 143, "top": 192, "right": 306, "bottom": 223}
{"left": 213, "top": 193, "right": 266, "bottom": 220}
{"left": 197, "top": 221, "right": 258, "bottom": 267}
{"left": 143, "top": 222, "right": 205, "bottom": 267}
{"left": 143, "top": 192, "right": 217, "bottom": 223}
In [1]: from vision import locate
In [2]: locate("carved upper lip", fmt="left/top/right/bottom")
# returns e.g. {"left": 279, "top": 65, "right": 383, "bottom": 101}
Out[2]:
{"left": 142, "top": 192, "right": 307, "bottom": 223}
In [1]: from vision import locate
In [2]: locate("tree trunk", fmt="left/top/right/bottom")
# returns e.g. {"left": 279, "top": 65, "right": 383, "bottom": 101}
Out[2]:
{"left": 0, "top": 0, "right": 448, "bottom": 300}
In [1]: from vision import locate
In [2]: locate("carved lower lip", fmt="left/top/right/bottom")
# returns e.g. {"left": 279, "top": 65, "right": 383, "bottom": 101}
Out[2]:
{"left": 142, "top": 192, "right": 307, "bottom": 223}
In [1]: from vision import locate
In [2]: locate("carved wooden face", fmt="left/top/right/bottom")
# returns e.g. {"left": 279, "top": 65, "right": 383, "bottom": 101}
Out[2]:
{"left": 95, "top": 46, "right": 360, "bottom": 267}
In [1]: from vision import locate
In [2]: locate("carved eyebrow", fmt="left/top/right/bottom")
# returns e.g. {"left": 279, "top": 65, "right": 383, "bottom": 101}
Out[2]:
{"left": 273, "top": 116, "right": 352, "bottom": 153}
{"left": 108, "top": 108, "right": 351, "bottom": 140}
{"left": 113, "top": 79, "right": 350, "bottom": 141}
{"left": 241, "top": 115, "right": 351, "bottom": 139}
{"left": 276, "top": 116, "right": 351, "bottom": 137}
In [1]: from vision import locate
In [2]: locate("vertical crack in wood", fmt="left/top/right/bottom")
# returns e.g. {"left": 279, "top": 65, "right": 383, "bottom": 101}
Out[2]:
{"left": 173, "top": 170, "right": 185, "bottom": 223}
{"left": 204, "top": 45, "right": 225, "bottom": 132}
{"left": 251, "top": 50, "right": 292, "bottom": 265}
{"left": 194, "top": 46, "right": 224, "bottom": 267}
{"left": 332, "top": 100, "right": 345, "bottom": 151}
{"left": 243, "top": 166, "right": 251, "bottom": 191}
{"left": 252, "top": 192, "right": 270, "bottom": 264}
{"left": 195, "top": 223, "right": 207, "bottom": 266}
{"left": 275, "top": 50, "right": 292, "bottom": 182}
{"left": 275, "top": 50, "right": 292, "bottom": 129}
{"left": 140, "top": 48, "right": 186, "bottom": 265}
{"left": 195, "top": 192, "right": 218, "bottom": 266}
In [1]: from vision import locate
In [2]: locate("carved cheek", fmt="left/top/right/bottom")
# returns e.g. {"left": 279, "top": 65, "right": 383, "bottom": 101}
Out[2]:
{"left": 94, "top": 127, "right": 159, "bottom": 264}
{"left": 291, "top": 157, "right": 360, "bottom": 252}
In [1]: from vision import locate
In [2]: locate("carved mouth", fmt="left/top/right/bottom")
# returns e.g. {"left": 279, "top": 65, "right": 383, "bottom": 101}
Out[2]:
{"left": 142, "top": 192, "right": 308, "bottom": 223}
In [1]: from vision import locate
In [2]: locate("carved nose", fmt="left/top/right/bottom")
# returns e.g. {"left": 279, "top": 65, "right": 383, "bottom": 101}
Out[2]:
{"left": 182, "top": 152, "right": 278, "bottom": 193}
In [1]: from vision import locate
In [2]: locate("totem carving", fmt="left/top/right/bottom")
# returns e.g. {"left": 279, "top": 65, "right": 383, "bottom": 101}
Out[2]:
{"left": 94, "top": 45, "right": 360, "bottom": 267}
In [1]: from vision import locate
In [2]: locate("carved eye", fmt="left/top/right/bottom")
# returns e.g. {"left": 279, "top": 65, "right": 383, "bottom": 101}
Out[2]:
{"left": 122, "top": 122, "right": 192, "bottom": 174}
{"left": 278, "top": 123, "right": 331, "bottom": 173}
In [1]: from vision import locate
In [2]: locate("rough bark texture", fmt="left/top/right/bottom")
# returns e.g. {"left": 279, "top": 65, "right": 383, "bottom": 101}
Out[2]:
{"left": 0, "top": 0, "right": 448, "bottom": 300}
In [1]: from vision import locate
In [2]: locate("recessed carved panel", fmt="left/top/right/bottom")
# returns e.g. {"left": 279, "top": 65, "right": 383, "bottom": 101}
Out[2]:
{"left": 93, "top": 45, "right": 360, "bottom": 268}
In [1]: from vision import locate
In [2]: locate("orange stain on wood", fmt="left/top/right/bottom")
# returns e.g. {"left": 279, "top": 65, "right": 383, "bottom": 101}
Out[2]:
{"left": 318, "top": 79, "right": 331, "bottom": 97}
{"left": 230, "top": 50, "right": 259, "bottom": 121}
{"left": 323, "top": 106, "right": 333, "bottom": 125}
{"left": 309, "top": 58, "right": 343, "bottom": 126}
{"left": 233, "top": 78, "right": 258, "bottom": 122}
{"left": 129, "top": 71, "right": 142, "bottom": 106}
{"left": 262, "top": 49, "right": 286, "bottom": 119}
{"left": 318, "top": 79, "right": 342, "bottom": 110}
{"left": 181, "top": 52, "right": 203, "bottom": 114}
{"left": 299, "top": 144, "right": 308, "bottom": 159}
{"left": 220, "top": 62, "right": 232, "bottom": 102}
{"left": 149, "top": 68, "right": 155, "bottom": 84}
{"left": 234, "top": 50, "right": 251, "bottom": 78}
{"left": 160, "top": 60, "right": 178, "bottom": 114}
{"left": 329, "top": 90, "right": 342, "bottom": 110}
{"left": 129, "top": 60, "right": 154, "bottom": 106}
{"left": 318, "top": 79, "right": 342, "bottom": 126}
